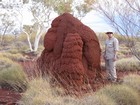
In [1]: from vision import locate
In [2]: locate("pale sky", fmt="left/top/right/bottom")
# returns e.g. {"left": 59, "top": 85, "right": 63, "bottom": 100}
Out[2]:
{"left": 22, "top": 6, "right": 114, "bottom": 32}
{"left": 82, "top": 10, "right": 114, "bottom": 32}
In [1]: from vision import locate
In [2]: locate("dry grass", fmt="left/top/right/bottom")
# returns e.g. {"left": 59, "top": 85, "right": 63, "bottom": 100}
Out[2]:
{"left": 97, "top": 84, "right": 140, "bottom": 105}
{"left": 19, "top": 77, "right": 81, "bottom": 105}
{"left": 0, "top": 52, "right": 25, "bottom": 61}
{"left": 123, "top": 74, "right": 140, "bottom": 92}
{"left": 0, "top": 57, "right": 28, "bottom": 92}
{"left": 116, "top": 57, "right": 140, "bottom": 71}
{"left": 79, "top": 93, "right": 116, "bottom": 105}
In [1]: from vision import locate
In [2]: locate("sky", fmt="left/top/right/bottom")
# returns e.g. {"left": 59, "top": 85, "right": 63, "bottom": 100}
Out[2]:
{"left": 0, "top": 0, "right": 114, "bottom": 33}
{"left": 81, "top": 10, "right": 114, "bottom": 32}
{"left": 22, "top": 7, "right": 114, "bottom": 33}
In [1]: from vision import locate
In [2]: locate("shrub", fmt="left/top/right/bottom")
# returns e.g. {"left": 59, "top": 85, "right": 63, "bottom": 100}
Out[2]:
{"left": 117, "top": 52, "right": 126, "bottom": 59}
{"left": 0, "top": 57, "right": 28, "bottom": 92}
{"left": 123, "top": 74, "right": 140, "bottom": 92}
{"left": 0, "top": 57, "right": 12, "bottom": 70}
{"left": 97, "top": 84, "right": 140, "bottom": 105}
{"left": 116, "top": 57, "right": 140, "bottom": 71}
{"left": 118, "top": 45, "right": 131, "bottom": 58}
{"left": 2, "top": 35, "right": 15, "bottom": 45}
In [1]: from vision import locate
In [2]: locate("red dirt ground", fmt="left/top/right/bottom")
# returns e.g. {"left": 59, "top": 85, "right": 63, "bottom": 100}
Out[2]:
{"left": 0, "top": 59, "right": 139, "bottom": 105}
{"left": 0, "top": 89, "right": 21, "bottom": 105}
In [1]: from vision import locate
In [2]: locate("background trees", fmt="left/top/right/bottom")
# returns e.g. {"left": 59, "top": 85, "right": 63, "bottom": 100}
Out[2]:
{"left": 94, "top": 0, "right": 140, "bottom": 60}
{"left": 0, "top": 0, "right": 139, "bottom": 61}
{"left": 22, "top": 0, "right": 54, "bottom": 52}
{"left": 0, "top": 0, "right": 95, "bottom": 52}
{"left": 0, "top": 1, "right": 22, "bottom": 45}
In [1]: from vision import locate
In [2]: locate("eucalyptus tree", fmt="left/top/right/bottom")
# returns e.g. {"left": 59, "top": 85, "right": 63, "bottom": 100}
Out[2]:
{"left": 22, "top": 0, "right": 54, "bottom": 52}
{"left": 52, "top": 0, "right": 95, "bottom": 20}
{"left": 23, "top": 0, "right": 96, "bottom": 52}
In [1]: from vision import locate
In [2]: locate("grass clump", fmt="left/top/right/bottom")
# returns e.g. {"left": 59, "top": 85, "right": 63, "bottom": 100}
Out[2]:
{"left": 20, "top": 77, "right": 83, "bottom": 105}
{"left": 97, "top": 84, "right": 140, "bottom": 105}
{"left": 79, "top": 93, "right": 116, "bottom": 105}
{"left": 20, "top": 77, "right": 64, "bottom": 105}
{"left": 116, "top": 57, "right": 140, "bottom": 71}
{"left": 0, "top": 52, "right": 25, "bottom": 61}
{"left": 122, "top": 74, "right": 140, "bottom": 92}
{"left": 0, "top": 57, "right": 28, "bottom": 92}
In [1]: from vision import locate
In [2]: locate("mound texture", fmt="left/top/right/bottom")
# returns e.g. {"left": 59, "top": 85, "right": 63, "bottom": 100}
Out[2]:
{"left": 37, "top": 13, "right": 102, "bottom": 91}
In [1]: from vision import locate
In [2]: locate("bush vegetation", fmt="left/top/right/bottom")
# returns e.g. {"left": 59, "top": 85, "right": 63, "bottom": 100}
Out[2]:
{"left": 97, "top": 84, "right": 140, "bottom": 105}
{"left": 19, "top": 77, "right": 80, "bottom": 105}
{"left": 123, "top": 74, "right": 140, "bottom": 92}
{"left": 101, "top": 57, "right": 140, "bottom": 71}
{"left": 116, "top": 57, "right": 140, "bottom": 71}
{"left": 0, "top": 31, "right": 140, "bottom": 105}
{"left": 0, "top": 52, "right": 25, "bottom": 61}
{"left": 0, "top": 57, "right": 28, "bottom": 92}
{"left": 80, "top": 93, "right": 116, "bottom": 105}
{"left": 20, "top": 76, "right": 140, "bottom": 105}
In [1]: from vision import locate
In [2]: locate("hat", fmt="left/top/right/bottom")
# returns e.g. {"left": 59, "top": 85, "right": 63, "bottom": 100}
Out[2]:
{"left": 105, "top": 32, "right": 113, "bottom": 34}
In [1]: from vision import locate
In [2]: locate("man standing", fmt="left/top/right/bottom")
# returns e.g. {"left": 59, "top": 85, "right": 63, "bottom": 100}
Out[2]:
{"left": 104, "top": 32, "right": 119, "bottom": 82}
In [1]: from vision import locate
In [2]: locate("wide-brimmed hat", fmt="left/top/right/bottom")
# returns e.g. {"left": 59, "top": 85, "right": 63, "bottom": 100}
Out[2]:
{"left": 105, "top": 32, "right": 113, "bottom": 34}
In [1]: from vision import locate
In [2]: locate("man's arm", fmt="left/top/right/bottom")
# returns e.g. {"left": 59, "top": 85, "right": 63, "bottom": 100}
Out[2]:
{"left": 114, "top": 38, "right": 119, "bottom": 61}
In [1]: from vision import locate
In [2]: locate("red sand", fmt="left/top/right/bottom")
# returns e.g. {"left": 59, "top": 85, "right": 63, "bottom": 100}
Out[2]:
{"left": 0, "top": 89, "right": 21, "bottom": 105}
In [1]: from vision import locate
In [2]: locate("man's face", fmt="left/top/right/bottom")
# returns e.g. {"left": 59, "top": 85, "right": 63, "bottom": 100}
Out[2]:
{"left": 107, "top": 34, "right": 113, "bottom": 38}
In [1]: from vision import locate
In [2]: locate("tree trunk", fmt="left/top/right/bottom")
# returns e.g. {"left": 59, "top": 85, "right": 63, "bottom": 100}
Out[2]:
{"left": 33, "top": 26, "right": 43, "bottom": 52}
{"left": 23, "top": 30, "right": 33, "bottom": 52}
{"left": 0, "top": 26, "right": 8, "bottom": 45}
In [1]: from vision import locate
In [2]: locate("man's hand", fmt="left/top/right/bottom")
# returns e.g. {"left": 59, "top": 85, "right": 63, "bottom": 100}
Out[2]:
{"left": 113, "top": 56, "right": 117, "bottom": 61}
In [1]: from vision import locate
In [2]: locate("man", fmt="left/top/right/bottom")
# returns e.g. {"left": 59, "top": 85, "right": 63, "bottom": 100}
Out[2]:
{"left": 104, "top": 32, "right": 119, "bottom": 82}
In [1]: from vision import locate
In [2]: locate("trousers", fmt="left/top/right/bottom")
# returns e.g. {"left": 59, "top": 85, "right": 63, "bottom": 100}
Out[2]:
{"left": 105, "top": 59, "right": 117, "bottom": 80}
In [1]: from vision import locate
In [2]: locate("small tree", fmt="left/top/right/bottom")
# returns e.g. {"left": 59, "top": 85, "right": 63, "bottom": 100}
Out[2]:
{"left": 0, "top": 1, "right": 23, "bottom": 45}
{"left": 0, "top": 12, "right": 18, "bottom": 45}
{"left": 23, "top": 0, "right": 53, "bottom": 52}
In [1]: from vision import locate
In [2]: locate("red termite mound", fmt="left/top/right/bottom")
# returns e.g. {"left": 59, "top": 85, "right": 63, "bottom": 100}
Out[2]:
{"left": 37, "top": 13, "right": 102, "bottom": 91}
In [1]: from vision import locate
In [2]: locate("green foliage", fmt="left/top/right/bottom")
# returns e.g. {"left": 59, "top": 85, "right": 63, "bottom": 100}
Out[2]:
{"left": 18, "top": 33, "right": 28, "bottom": 43}
{"left": 53, "top": 0, "right": 73, "bottom": 15}
{"left": 0, "top": 57, "right": 28, "bottom": 92}
{"left": 123, "top": 74, "right": 140, "bottom": 92}
{"left": 116, "top": 57, "right": 140, "bottom": 71}
{"left": 97, "top": 84, "right": 140, "bottom": 105}
{"left": 1, "top": 35, "right": 15, "bottom": 46}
